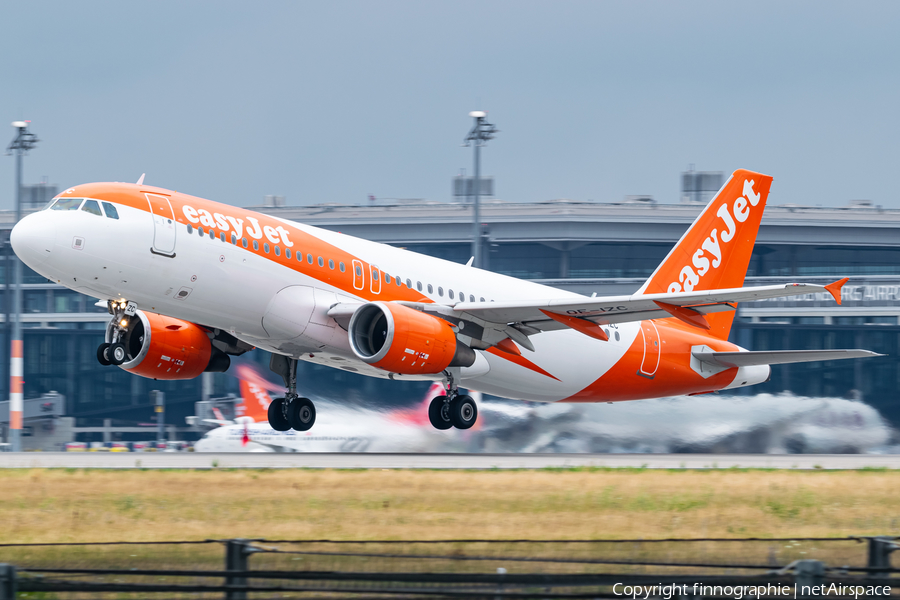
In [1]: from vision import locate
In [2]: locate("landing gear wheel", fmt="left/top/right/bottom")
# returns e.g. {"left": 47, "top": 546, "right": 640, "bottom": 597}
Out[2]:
{"left": 108, "top": 343, "right": 127, "bottom": 366}
{"left": 428, "top": 396, "right": 452, "bottom": 430}
{"left": 267, "top": 397, "right": 291, "bottom": 432}
{"left": 449, "top": 395, "right": 478, "bottom": 430}
{"left": 97, "top": 343, "right": 111, "bottom": 366}
{"left": 289, "top": 397, "right": 316, "bottom": 431}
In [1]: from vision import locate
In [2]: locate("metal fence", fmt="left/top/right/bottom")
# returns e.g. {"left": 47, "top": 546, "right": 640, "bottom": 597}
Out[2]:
{"left": 0, "top": 536, "right": 896, "bottom": 598}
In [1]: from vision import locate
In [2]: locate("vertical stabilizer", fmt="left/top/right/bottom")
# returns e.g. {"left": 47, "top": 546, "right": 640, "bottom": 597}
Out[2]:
{"left": 637, "top": 169, "right": 773, "bottom": 339}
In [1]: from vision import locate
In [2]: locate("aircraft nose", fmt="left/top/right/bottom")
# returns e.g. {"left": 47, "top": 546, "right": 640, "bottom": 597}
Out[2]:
{"left": 11, "top": 212, "right": 54, "bottom": 267}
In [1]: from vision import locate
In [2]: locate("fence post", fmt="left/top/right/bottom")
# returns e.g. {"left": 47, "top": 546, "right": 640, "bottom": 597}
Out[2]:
{"left": 224, "top": 539, "right": 253, "bottom": 600}
{"left": 0, "top": 564, "right": 15, "bottom": 600}
{"left": 794, "top": 560, "right": 825, "bottom": 597}
{"left": 867, "top": 537, "right": 897, "bottom": 579}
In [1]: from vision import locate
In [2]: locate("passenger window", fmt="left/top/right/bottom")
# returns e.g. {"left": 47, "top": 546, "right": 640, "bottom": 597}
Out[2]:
{"left": 285, "top": 248, "right": 291, "bottom": 259}
{"left": 438, "top": 287, "right": 443, "bottom": 297}
{"left": 355, "top": 265, "right": 362, "bottom": 276}
{"left": 264, "top": 243, "right": 270, "bottom": 253}
{"left": 396, "top": 277, "right": 401, "bottom": 286}
{"left": 449, "top": 290, "right": 454, "bottom": 299}
{"left": 253, "top": 240, "right": 259, "bottom": 250}
{"left": 231, "top": 233, "right": 237, "bottom": 244}
{"left": 81, "top": 200, "right": 102, "bottom": 216}
{"left": 340, "top": 262, "right": 345, "bottom": 272}
{"left": 427, "top": 284, "right": 433, "bottom": 294}
{"left": 384, "top": 274, "right": 391, "bottom": 284}
{"left": 329, "top": 259, "right": 334, "bottom": 270}
{"left": 102, "top": 202, "right": 119, "bottom": 219}
{"left": 199, "top": 228, "right": 205, "bottom": 237}
{"left": 242, "top": 238, "right": 248, "bottom": 248}
{"left": 318, "top": 257, "right": 324, "bottom": 267}
{"left": 297, "top": 252, "right": 303, "bottom": 261}
{"left": 51, "top": 198, "right": 83, "bottom": 211}
{"left": 372, "top": 269, "right": 379, "bottom": 281}
{"left": 220, "top": 232, "right": 226, "bottom": 242}
{"left": 187, "top": 225, "right": 193, "bottom": 234}
{"left": 308, "top": 254, "right": 313, "bottom": 264}
{"left": 274, "top": 246, "right": 280, "bottom": 256}
{"left": 416, "top": 281, "right": 422, "bottom": 291}
{"left": 407, "top": 279, "right": 412, "bottom": 288}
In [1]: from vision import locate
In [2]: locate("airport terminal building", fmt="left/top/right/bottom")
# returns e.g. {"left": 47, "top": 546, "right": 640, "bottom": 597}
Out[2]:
{"left": 1, "top": 188, "right": 898, "bottom": 443}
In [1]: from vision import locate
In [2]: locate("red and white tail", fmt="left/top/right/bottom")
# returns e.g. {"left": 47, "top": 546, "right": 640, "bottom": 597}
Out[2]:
{"left": 637, "top": 169, "right": 773, "bottom": 339}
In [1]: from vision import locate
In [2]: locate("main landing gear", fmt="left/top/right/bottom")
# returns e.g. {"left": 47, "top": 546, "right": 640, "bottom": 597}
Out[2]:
{"left": 267, "top": 354, "right": 316, "bottom": 432}
{"left": 97, "top": 300, "right": 135, "bottom": 367}
{"left": 428, "top": 371, "right": 477, "bottom": 430}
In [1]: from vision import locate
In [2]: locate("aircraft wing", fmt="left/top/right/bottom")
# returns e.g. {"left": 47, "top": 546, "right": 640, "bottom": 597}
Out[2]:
{"left": 450, "top": 281, "right": 843, "bottom": 329}
{"left": 693, "top": 349, "right": 883, "bottom": 368}
{"left": 329, "top": 280, "right": 848, "bottom": 352}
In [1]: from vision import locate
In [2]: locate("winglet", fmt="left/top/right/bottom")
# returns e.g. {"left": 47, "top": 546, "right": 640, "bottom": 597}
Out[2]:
{"left": 654, "top": 301, "right": 711, "bottom": 330}
{"left": 824, "top": 277, "right": 849, "bottom": 305}
{"left": 540, "top": 310, "right": 609, "bottom": 341}
{"left": 136, "top": 173, "right": 146, "bottom": 186}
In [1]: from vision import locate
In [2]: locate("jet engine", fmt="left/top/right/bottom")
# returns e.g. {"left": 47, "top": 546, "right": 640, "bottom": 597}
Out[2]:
{"left": 104, "top": 310, "right": 230, "bottom": 380}
{"left": 348, "top": 302, "right": 475, "bottom": 375}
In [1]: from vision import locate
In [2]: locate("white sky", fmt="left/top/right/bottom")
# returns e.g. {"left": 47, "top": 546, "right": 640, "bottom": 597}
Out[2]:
{"left": 2, "top": 1, "right": 898, "bottom": 208}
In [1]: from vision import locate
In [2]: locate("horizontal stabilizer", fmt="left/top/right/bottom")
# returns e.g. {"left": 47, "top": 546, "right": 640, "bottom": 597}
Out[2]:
{"left": 694, "top": 349, "right": 883, "bottom": 368}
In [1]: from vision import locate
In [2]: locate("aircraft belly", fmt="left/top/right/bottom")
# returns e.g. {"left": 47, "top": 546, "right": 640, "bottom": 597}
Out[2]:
{"left": 464, "top": 325, "right": 637, "bottom": 402}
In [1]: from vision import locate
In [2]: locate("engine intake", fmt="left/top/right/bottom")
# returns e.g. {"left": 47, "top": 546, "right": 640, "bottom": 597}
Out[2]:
{"left": 105, "top": 310, "right": 229, "bottom": 380}
{"left": 349, "top": 302, "right": 474, "bottom": 375}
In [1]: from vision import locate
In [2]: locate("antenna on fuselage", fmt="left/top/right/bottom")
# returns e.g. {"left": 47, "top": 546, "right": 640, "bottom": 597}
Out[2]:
{"left": 136, "top": 173, "right": 145, "bottom": 186}
{"left": 465, "top": 256, "right": 474, "bottom": 267}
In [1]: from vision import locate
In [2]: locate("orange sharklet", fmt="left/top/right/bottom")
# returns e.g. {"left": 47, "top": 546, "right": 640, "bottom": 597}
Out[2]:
{"left": 824, "top": 277, "right": 849, "bottom": 305}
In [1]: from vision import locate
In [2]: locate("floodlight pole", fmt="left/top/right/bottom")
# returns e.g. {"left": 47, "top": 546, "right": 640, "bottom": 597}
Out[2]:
{"left": 463, "top": 111, "right": 497, "bottom": 269}
{"left": 5, "top": 122, "right": 38, "bottom": 452}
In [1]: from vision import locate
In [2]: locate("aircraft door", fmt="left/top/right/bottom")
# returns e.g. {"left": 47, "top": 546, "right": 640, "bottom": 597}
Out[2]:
{"left": 146, "top": 194, "right": 176, "bottom": 257}
{"left": 638, "top": 320, "right": 661, "bottom": 378}
{"left": 352, "top": 260, "right": 364, "bottom": 290}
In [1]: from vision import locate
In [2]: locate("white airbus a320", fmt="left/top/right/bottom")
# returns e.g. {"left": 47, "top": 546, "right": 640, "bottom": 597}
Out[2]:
{"left": 11, "top": 169, "right": 878, "bottom": 432}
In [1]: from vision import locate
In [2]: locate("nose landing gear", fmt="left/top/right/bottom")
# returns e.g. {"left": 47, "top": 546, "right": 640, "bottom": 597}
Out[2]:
{"left": 427, "top": 371, "right": 478, "bottom": 430}
{"left": 267, "top": 354, "right": 317, "bottom": 432}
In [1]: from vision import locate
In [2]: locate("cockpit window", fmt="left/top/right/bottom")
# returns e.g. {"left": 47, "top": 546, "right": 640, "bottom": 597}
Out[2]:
{"left": 81, "top": 200, "right": 102, "bottom": 216}
{"left": 50, "top": 197, "right": 83, "bottom": 211}
{"left": 102, "top": 202, "right": 119, "bottom": 220}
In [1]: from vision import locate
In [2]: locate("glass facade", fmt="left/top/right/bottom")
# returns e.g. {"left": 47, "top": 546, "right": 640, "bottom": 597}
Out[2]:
{"left": 728, "top": 323, "right": 900, "bottom": 425}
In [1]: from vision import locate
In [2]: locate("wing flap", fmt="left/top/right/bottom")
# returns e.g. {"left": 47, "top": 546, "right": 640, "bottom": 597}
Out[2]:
{"left": 694, "top": 349, "right": 883, "bottom": 368}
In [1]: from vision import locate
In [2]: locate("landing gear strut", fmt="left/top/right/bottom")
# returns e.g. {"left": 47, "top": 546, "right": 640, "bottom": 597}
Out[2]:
{"left": 427, "top": 370, "right": 477, "bottom": 430}
{"left": 97, "top": 300, "right": 135, "bottom": 367}
{"left": 268, "top": 354, "right": 316, "bottom": 432}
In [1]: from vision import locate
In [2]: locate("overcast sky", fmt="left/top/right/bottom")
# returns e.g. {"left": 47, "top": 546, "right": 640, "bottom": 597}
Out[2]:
{"left": 2, "top": 1, "right": 898, "bottom": 209}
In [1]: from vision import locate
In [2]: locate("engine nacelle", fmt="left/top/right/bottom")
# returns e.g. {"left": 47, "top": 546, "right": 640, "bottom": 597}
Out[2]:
{"left": 105, "top": 310, "right": 230, "bottom": 380}
{"left": 348, "top": 302, "right": 475, "bottom": 375}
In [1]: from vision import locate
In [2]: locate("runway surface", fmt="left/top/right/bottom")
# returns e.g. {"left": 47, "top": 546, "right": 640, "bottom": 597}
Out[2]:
{"left": 1, "top": 452, "right": 899, "bottom": 469}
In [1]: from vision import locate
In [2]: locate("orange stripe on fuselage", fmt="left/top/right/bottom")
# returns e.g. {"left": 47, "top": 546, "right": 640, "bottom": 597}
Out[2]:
{"left": 561, "top": 318, "right": 739, "bottom": 402}
{"left": 61, "top": 183, "right": 430, "bottom": 305}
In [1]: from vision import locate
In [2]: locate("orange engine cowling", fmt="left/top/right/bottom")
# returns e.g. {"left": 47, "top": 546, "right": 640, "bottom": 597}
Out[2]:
{"left": 105, "top": 310, "right": 229, "bottom": 380}
{"left": 348, "top": 302, "right": 475, "bottom": 375}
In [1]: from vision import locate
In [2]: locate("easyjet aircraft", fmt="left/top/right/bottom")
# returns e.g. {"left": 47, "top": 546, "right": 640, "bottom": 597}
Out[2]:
{"left": 10, "top": 169, "right": 879, "bottom": 432}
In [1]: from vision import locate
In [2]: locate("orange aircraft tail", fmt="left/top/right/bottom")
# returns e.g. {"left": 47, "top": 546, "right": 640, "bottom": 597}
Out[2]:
{"left": 637, "top": 169, "right": 773, "bottom": 340}
{"left": 237, "top": 379, "right": 272, "bottom": 422}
